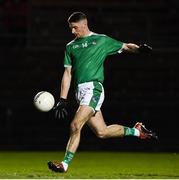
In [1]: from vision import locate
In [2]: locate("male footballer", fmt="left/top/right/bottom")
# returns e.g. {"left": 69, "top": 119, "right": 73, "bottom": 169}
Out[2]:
{"left": 48, "top": 12, "right": 157, "bottom": 173}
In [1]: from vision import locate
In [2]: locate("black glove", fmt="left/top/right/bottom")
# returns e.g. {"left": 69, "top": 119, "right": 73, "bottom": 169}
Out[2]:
{"left": 138, "top": 44, "right": 152, "bottom": 53}
{"left": 53, "top": 98, "right": 68, "bottom": 120}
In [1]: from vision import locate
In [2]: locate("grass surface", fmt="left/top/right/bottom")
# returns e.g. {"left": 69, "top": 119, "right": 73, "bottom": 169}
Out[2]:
{"left": 0, "top": 151, "right": 179, "bottom": 179}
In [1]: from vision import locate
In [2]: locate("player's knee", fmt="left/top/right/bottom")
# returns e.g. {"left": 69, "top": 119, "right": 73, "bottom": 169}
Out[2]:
{"left": 70, "top": 122, "right": 81, "bottom": 133}
{"left": 96, "top": 130, "right": 106, "bottom": 139}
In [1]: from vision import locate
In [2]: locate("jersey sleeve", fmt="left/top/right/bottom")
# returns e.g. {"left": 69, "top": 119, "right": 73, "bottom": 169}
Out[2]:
{"left": 64, "top": 46, "right": 72, "bottom": 67}
{"left": 104, "top": 35, "right": 124, "bottom": 55}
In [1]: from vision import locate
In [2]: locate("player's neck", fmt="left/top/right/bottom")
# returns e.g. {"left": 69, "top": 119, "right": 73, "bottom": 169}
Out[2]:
{"left": 82, "top": 29, "right": 92, "bottom": 38}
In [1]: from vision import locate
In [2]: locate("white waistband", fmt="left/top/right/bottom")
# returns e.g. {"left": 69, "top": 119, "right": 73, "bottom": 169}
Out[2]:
{"left": 77, "top": 82, "right": 94, "bottom": 88}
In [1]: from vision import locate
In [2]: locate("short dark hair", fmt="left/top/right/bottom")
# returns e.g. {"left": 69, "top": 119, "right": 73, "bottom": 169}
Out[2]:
{"left": 68, "top": 12, "right": 87, "bottom": 23}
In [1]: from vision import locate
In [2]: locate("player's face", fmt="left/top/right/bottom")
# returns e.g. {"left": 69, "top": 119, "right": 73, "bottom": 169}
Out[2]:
{"left": 69, "top": 20, "right": 87, "bottom": 38}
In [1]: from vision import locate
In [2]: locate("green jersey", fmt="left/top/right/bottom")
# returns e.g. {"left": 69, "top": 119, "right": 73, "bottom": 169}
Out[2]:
{"left": 64, "top": 32, "right": 123, "bottom": 88}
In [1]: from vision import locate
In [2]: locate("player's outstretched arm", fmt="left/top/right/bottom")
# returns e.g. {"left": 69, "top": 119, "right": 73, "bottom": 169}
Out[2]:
{"left": 122, "top": 43, "right": 152, "bottom": 53}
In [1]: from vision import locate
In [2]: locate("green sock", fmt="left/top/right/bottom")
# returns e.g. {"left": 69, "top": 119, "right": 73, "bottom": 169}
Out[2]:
{"left": 124, "top": 126, "right": 138, "bottom": 136}
{"left": 63, "top": 150, "right": 75, "bottom": 165}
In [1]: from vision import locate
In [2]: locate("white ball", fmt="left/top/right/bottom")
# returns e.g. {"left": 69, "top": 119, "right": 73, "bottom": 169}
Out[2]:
{"left": 34, "top": 91, "right": 55, "bottom": 112}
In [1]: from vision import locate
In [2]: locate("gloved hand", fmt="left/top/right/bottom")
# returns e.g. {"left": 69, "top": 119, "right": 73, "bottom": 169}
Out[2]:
{"left": 138, "top": 44, "right": 152, "bottom": 53}
{"left": 53, "top": 98, "right": 68, "bottom": 120}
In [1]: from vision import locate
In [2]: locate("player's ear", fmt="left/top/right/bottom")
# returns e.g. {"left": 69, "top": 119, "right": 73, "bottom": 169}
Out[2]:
{"left": 82, "top": 19, "right": 88, "bottom": 27}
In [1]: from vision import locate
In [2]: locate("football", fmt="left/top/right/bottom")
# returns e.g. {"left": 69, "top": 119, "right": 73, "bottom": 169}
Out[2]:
{"left": 34, "top": 91, "right": 55, "bottom": 112}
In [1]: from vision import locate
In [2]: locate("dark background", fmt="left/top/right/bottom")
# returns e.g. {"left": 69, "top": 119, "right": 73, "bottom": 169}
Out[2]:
{"left": 0, "top": 0, "right": 179, "bottom": 151}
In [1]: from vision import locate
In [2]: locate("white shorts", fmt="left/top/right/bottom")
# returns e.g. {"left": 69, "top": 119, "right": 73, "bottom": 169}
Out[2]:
{"left": 76, "top": 81, "right": 105, "bottom": 112}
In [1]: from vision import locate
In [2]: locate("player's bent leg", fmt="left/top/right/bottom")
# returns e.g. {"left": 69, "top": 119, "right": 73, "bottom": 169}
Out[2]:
{"left": 48, "top": 105, "right": 94, "bottom": 173}
{"left": 87, "top": 111, "right": 158, "bottom": 140}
